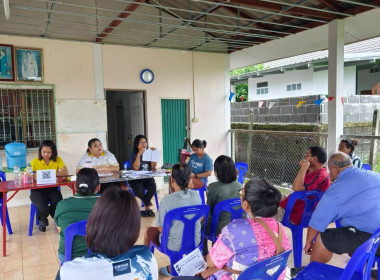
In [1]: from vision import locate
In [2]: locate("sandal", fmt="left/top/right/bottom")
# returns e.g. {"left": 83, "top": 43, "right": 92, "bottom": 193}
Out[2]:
{"left": 159, "top": 266, "right": 172, "bottom": 277}
{"left": 140, "top": 210, "right": 149, "bottom": 217}
{"left": 147, "top": 209, "right": 155, "bottom": 217}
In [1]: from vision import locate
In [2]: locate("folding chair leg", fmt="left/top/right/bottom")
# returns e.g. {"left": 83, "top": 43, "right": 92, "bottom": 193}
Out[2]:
{"left": 154, "top": 191, "right": 159, "bottom": 211}
{"left": 292, "top": 227, "right": 303, "bottom": 268}
{"left": 0, "top": 206, "right": 13, "bottom": 235}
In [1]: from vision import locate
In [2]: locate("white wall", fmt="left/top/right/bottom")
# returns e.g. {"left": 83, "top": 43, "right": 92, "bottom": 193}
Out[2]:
{"left": 0, "top": 35, "right": 230, "bottom": 206}
{"left": 314, "top": 66, "right": 356, "bottom": 96}
{"left": 248, "top": 68, "right": 314, "bottom": 101}
{"left": 248, "top": 66, "right": 356, "bottom": 100}
{"left": 357, "top": 68, "right": 380, "bottom": 94}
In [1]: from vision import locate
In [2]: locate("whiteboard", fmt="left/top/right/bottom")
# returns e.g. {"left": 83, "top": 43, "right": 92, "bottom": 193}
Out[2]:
{"left": 56, "top": 99, "right": 107, "bottom": 133}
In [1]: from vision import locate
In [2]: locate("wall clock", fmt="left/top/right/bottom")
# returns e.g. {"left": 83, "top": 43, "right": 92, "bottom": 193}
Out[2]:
{"left": 140, "top": 69, "right": 154, "bottom": 84}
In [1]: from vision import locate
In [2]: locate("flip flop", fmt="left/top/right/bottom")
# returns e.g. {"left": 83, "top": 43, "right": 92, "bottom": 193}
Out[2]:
{"left": 159, "top": 266, "right": 172, "bottom": 277}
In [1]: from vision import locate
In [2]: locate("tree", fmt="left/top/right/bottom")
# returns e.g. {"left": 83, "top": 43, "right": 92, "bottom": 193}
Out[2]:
{"left": 230, "top": 64, "right": 268, "bottom": 102}
{"left": 235, "top": 83, "right": 248, "bottom": 102}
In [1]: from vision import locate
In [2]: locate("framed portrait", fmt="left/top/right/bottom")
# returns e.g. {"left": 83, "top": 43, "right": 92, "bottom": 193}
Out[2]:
{"left": 0, "top": 44, "right": 15, "bottom": 82}
{"left": 15, "top": 47, "right": 43, "bottom": 82}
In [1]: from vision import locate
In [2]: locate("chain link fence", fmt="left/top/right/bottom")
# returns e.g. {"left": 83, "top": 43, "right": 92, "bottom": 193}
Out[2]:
{"left": 231, "top": 129, "right": 380, "bottom": 186}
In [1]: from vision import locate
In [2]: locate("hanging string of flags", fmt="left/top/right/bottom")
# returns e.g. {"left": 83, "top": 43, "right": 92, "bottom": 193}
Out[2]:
{"left": 229, "top": 92, "right": 346, "bottom": 107}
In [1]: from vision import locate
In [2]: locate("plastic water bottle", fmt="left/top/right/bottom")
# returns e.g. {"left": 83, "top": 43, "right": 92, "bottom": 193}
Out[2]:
{"left": 14, "top": 165, "right": 20, "bottom": 185}
{"left": 26, "top": 163, "right": 34, "bottom": 184}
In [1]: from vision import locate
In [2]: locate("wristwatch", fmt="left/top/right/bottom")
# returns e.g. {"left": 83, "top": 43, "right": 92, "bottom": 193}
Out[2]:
{"left": 195, "top": 174, "right": 198, "bottom": 178}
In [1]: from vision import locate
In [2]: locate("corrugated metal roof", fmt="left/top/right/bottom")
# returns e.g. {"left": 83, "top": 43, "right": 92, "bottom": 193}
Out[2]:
{"left": 0, "top": 0, "right": 378, "bottom": 53}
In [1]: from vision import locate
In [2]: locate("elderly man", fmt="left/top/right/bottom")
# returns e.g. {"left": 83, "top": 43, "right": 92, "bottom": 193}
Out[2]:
{"left": 304, "top": 152, "right": 380, "bottom": 268}
{"left": 278, "top": 146, "right": 330, "bottom": 225}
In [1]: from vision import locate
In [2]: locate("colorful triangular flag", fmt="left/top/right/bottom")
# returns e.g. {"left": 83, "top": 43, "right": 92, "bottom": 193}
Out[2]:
{"left": 341, "top": 97, "right": 344, "bottom": 105}
{"left": 327, "top": 96, "right": 334, "bottom": 101}
{"left": 297, "top": 101, "right": 306, "bottom": 108}
{"left": 228, "top": 92, "right": 235, "bottom": 102}
{"left": 268, "top": 102, "right": 276, "bottom": 109}
{"left": 314, "top": 99, "right": 324, "bottom": 105}
{"left": 258, "top": 101, "right": 264, "bottom": 108}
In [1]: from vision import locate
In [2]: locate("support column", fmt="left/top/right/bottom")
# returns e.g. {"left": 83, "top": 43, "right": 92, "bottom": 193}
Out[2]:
{"left": 327, "top": 20, "right": 344, "bottom": 155}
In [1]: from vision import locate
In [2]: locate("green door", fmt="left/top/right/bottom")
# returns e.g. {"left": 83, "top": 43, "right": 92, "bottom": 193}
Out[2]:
{"left": 161, "top": 99, "right": 188, "bottom": 164}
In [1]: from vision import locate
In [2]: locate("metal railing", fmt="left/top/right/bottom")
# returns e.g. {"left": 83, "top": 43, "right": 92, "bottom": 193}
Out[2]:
{"left": 231, "top": 129, "right": 380, "bottom": 186}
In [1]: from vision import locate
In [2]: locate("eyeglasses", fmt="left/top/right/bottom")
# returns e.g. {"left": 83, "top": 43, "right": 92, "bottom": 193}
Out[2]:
{"left": 305, "top": 154, "right": 313, "bottom": 157}
{"left": 139, "top": 141, "right": 147, "bottom": 144}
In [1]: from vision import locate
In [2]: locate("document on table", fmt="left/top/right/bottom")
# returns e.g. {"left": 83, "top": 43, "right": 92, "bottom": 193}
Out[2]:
{"left": 142, "top": 149, "right": 161, "bottom": 162}
{"left": 174, "top": 248, "right": 206, "bottom": 276}
{"left": 98, "top": 172, "right": 114, "bottom": 177}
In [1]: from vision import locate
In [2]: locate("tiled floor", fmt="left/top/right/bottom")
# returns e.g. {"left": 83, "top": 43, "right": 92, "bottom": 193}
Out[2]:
{"left": 1, "top": 188, "right": 350, "bottom": 280}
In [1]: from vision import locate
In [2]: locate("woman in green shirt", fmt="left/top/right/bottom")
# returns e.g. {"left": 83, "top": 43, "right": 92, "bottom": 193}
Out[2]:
{"left": 204, "top": 155, "right": 242, "bottom": 254}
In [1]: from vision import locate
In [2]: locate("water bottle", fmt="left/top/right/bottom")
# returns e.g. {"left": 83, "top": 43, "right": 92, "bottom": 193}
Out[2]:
{"left": 26, "top": 163, "right": 34, "bottom": 184}
{"left": 14, "top": 165, "right": 20, "bottom": 185}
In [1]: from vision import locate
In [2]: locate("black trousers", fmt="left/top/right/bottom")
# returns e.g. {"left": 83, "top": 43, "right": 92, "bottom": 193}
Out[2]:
{"left": 30, "top": 187, "right": 63, "bottom": 222}
{"left": 129, "top": 178, "right": 156, "bottom": 207}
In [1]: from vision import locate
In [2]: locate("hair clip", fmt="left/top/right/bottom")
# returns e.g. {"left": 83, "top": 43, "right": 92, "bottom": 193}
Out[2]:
{"left": 79, "top": 183, "right": 88, "bottom": 188}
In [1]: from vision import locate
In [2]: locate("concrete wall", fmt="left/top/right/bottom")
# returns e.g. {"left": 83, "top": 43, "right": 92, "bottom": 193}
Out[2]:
{"left": 0, "top": 35, "right": 230, "bottom": 206}
{"left": 231, "top": 95, "right": 322, "bottom": 124}
{"left": 232, "top": 94, "right": 380, "bottom": 126}
{"left": 248, "top": 66, "right": 356, "bottom": 100}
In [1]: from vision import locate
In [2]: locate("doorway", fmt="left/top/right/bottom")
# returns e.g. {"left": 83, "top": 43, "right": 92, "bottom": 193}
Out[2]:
{"left": 161, "top": 99, "right": 190, "bottom": 164}
{"left": 106, "top": 90, "right": 146, "bottom": 169}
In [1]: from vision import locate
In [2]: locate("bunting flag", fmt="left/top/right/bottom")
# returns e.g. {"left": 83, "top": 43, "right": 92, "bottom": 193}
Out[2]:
{"left": 258, "top": 100, "right": 264, "bottom": 108}
{"left": 341, "top": 97, "right": 344, "bottom": 105}
{"left": 314, "top": 99, "right": 324, "bottom": 105}
{"left": 268, "top": 102, "right": 276, "bottom": 109}
{"left": 297, "top": 101, "right": 306, "bottom": 108}
{"left": 327, "top": 96, "right": 334, "bottom": 101}
{"left": 240, "top": 96, "right": 244, "bottom": 101}
{"left": 228, "top": 92, "right": 235, "bottom": 102}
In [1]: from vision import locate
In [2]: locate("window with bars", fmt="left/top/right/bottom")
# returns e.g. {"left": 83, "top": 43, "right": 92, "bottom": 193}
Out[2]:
{"left": 0, "top": 88, "right": 56, "bottom": 150}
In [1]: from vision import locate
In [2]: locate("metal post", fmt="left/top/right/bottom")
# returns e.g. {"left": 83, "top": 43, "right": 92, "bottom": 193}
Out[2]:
{"left": 369, "top": 110, "right": 379, "bottom": 168}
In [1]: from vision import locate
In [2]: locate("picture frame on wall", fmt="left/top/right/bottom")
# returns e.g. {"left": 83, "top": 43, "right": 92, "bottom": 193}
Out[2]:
{"left": 15, "top": 47, "right": 43, "bottom": 82}
{"left": 0, "top": 44, "right": 15, "bottom": 82}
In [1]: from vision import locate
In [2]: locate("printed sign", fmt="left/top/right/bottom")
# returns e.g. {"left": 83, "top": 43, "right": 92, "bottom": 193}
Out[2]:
{"left": 36, "top": 169, "right": 56, "bottom": 184}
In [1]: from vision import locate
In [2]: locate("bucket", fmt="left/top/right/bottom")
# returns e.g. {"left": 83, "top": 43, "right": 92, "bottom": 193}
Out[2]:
{"left": 5, "top": 142, "right": 28, "bottom": 169}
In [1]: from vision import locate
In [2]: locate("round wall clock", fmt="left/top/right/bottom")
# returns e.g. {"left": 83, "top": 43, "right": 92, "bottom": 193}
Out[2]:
{"left": 140, "top": 69, "right": 154, "bottom": 84}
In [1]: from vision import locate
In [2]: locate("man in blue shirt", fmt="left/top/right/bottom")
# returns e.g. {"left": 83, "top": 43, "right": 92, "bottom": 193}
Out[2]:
{"left": 304, "top": 152, "right": 380, "bottom": 266}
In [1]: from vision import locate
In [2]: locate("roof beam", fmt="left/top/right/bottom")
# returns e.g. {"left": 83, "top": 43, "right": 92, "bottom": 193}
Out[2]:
{"left": 221, "top": 5, "right": 286, "bottom": 36}
{"left": 339, "top": 0, "right": 380, "bottom": 14}
{"left": 96, "top": 0, "right": 145, "bottom": 43}
{"left": 319, "top": 0, "right": 343, "bottom": 11}
{"left": 230, "top": 0, "right": 338, "bottom": 20}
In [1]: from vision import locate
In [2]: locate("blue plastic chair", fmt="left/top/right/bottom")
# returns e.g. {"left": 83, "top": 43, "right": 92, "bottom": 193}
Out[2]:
{"left": 235, "top": 162, "right": 248, "bottom": 184}
{"left": 124, "top": 160, "right": 159, "bottom": 211}
{"left": 281, "top": 190, "right": 323, "bottom": 268}
{"left": 205, "top": 198, "right": 244, "bottom": 242}
{"left": 0, "top": 171, "right": 13, "bottom": 235}
{"left": 197, "top": 178, "right": 208, "bottom": 205}
{"left": 65, "top": 220, "right": 88, "bottom": 262}
{"left": 293, "top": 228, "right": 380, "bottom": 280}
{"left": 237, "top": 250, "right": 292, "bottom": 280}
{"left": 150, "top": 205, "right": 209, "bottom": 277}
{"left": 29, "top": 187, "right": 61, "bottom": 236}
{"left": 362, "top": 163, "right": 371, "bottom": 170}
